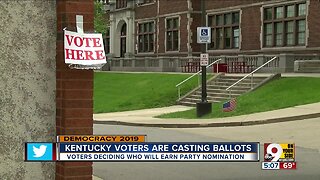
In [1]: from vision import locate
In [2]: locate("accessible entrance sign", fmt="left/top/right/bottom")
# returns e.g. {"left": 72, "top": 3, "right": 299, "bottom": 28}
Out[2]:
{"left": 197, "top": 27, "right": 211, "bottom": 43}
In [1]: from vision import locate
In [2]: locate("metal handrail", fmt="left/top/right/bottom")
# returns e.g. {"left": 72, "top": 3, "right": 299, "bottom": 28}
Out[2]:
{"left": 226, "top": 56, "right": 278, "bottom": 92}
{"left": 176, "top": 58, "right": 222, "bottom": 99}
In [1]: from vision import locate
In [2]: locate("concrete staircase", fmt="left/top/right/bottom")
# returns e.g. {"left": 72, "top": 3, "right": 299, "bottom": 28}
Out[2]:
{"left": 178, "top": 74, "right": 277, "bottom": 106}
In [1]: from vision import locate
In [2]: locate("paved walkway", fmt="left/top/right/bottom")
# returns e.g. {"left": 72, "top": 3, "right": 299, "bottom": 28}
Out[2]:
{"left": 93, "top": 102, "right": 320, "bottom": 128}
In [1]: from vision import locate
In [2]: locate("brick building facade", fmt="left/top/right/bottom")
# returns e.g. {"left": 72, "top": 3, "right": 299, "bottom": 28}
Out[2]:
{"left": 102, "top": 0, "right": 320, "bottom": 72}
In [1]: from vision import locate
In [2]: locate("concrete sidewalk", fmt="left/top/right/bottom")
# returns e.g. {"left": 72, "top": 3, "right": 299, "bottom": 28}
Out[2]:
{"left": 93, "top": 102, "right": 320, "bottom": 128}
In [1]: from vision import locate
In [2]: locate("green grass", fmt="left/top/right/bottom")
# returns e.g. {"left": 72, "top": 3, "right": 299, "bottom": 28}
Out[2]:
{"left": 158, "top": 77, "right": 320, "bottom": 119}
{"left": 94, "top": 72, "right": 210, "bottom": 113}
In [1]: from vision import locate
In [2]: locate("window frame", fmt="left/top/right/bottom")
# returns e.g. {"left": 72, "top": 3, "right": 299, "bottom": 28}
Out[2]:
{"left": 207, "top": 10, "right": 241, "bottom": 51}
{"left": 261, "top": 1, "right": 307, "bottom": 48}
{"left": 104, "top": 36, "right": 110, "bottom": 54}
{"left": 137, "top": 21, "right": 155, "bottom": 53}
{"left": 116, "top": 0, "right": 127, "bottom": 9}
{"left": 165, "top": 16, "right": 180, "bottom": 52}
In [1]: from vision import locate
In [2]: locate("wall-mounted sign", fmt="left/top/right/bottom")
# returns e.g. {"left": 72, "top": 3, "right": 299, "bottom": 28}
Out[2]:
{"left": 64, "top": 30, "right": 106, "bottom": 66}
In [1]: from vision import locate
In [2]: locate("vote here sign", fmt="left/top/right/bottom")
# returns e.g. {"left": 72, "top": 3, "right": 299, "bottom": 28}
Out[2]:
{"left": 64, "top": 30, "right": 106, "bottom": 65}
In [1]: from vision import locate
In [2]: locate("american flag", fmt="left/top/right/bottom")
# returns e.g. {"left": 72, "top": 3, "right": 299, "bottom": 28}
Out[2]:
{"left": 222, "top": 98, "right": 237, "bottom": 112}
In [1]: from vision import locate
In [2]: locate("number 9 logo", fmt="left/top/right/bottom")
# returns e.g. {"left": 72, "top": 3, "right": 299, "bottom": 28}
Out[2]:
{"left": 266, "top": 144, "right": 282, "bottom": 161}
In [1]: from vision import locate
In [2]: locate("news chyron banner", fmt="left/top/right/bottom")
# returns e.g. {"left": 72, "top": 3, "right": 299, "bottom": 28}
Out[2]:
{"left": 262, "top": 143, "right": 297, "bottom": 170}
{"left": 58, "top": 142, "right": 259, "bottom": 161}
{"left": 25, "top": 138, "right": 259, "bottom": 162}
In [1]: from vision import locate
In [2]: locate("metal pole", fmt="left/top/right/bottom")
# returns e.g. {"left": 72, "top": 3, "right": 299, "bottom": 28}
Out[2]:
{"left": 201, "top": 0, "right": 207, "bottom": 103}
{"left": 217, "top": 62, "right": 219, "bottom": 73}
{"left": 196, "top": 0, "right": 212, "bottom": 117}
{"left": 251, "top": 73, "right": 253, "bottom": 89}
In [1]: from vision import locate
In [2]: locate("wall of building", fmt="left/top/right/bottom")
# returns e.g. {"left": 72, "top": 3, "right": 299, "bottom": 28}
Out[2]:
{"left": 158, "top": 16, "right": 166, "bottom": 54}
{"left": 205, "top": 0, "right": 264, "bottom": 10}
{"left": 158, "top": 0, "right": 189, "bottom": 55}
{"left": 135, "top": 0, "right": 190, "bottom": 56}
{"left": 0, "top": 0, "right": 56, "bottom": 179}
{"left": 109, "top": 0, "right": 320, "bottom": 59}
{"left": 180, "top": 14, "right": 189, "bottom": 53}
{"left": 159, "top": 0, "right": 188, "bottom": 15}
{"left": 190, "top": 0, "right": 201, "bottom": 11}
{"left": 135, "top": 1, "right": 158, "bottom": 56}
{"left": 200, "top": 0, "right": 320, "bottom": 56}
{"left": 307, "top": 0, "right": 320, "bottom": 48}
{"left": 240, "top": 5, "right": 262, "bottom": 51}
{"left": 135, "top": 1, "right": 157, "bottom": 19}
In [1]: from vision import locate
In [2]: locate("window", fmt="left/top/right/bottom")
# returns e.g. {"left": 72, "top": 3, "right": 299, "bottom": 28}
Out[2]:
{"left": 138, "top": 22, "right": 154, "bottom": 53}
{"left": 297, "top": 20, "right": 306, "bottom": 45}
{"left": 233, "top": 28, "right": 239, "bottom": 48}
{"left": 263, "top": 2, "right": 306, "bottom": 47}
{"left": 298, "top": 3, "right": 306, "bottom": 16}
{"left": 104, "top": 37, "right": 110, "bottom": 54}
{"left": 275, "top": 22, "right": 283, "bottom": 46}
{"left": 264, "top": 23, "right": 272, "bottom": 46}
{"left": 286, "top": 21, "right": 294, "bottom": 45}
{"left": 104, "top": 31, "right": 110, "bottom": 54}
{"left": 265, "top": 8, "right": 272, "bottom": 20}
{"left": 166, "top": 18, "right": 179, "bottom": 51}
{"left": 275, "top": 7, "right": 283, "bottom": 19}
{"left": 116, "top": 0, "right": 127, "bottom": 9}
{"left": 208, "top": 12, "right": 240, "bottom": 50}
{"left": 286, "top": 5, "right": 295, "bottom": 18}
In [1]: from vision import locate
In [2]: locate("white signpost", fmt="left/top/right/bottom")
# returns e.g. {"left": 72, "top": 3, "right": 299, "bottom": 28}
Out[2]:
{"left": 200, "top": 53, "right": 209, "bottom": 66}
{"left": 197, "top": 27, "right": 211, "bottom": 43}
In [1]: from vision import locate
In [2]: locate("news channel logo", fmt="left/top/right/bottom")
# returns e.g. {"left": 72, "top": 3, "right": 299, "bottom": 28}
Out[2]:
{"left": 263, "top": 143, "right": 295, "bottom": 162}
{"left": 25, "top": 143, "right": 53, "bottom": 161}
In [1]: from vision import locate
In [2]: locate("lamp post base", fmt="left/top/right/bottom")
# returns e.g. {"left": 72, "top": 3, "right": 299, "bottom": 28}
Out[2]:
{"left": 196, "top": 102, "right": 212, "bottom": 117}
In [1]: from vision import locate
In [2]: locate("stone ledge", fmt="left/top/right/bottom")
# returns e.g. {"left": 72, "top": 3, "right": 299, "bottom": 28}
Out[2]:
{"left": 294, "top": 60, "right": 320, "bottom": 73}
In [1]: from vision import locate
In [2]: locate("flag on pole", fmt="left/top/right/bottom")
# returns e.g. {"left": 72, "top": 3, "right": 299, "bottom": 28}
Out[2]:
{"left": 222, "top": 98, "right": 237, "bottom": 112}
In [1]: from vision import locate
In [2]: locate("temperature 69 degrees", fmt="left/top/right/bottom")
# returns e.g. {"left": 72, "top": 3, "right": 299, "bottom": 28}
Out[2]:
{"left": 280, "top": 162, "right": 297, "bottom": 170}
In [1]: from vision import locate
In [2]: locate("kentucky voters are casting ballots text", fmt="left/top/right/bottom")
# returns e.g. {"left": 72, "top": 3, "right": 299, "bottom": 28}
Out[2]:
{"left": 63, "top": 144, "right": 253, "bottom": 152}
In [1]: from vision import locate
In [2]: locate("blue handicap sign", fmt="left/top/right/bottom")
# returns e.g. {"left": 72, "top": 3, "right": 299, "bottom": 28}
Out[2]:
{"left": 201, "top": 29, "right": 208, "bottom": 36}
{"left": 197, "top": 27, "right": 211, "bottom": 43}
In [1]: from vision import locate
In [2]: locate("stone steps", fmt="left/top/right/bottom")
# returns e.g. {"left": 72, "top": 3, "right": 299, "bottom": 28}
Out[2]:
{"left": 178, "top": 74, "right": 270, "bottom": 106}
{"left": 193, "top": 92, "right": 241, "bottom": 98}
